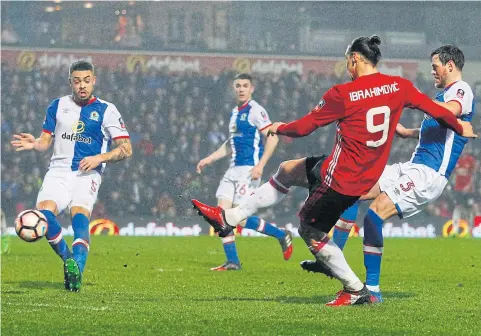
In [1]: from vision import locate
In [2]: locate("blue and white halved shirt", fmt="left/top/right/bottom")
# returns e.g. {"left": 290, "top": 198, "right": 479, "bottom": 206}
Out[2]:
{"left": 410, "top": 81, "right": 475, "bottom": 178}
{"left": 228, "top": 100, "right": 272, "bottom": 167}
{"left": 42, "top": 95, "right": 129, "bottom": 173}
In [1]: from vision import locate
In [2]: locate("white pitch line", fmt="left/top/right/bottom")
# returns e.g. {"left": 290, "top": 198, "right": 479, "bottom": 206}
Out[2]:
{"left": 156, "top": 268, "right": 183, "bottom": 272}
{"left": 3, "top": 302, "right": 108, "bottom": 312}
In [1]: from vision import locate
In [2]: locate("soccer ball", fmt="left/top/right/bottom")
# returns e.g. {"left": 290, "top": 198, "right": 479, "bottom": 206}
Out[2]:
{"left": 15, "top": 210, "right": 48, "bottom": 242}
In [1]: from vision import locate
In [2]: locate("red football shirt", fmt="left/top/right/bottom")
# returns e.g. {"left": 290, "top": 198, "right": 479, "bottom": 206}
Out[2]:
{"left": 277, "top": 73, "right": 463, "bottom": 196}
{"left": 454, "top": 154, "right": 477, "bottom": 192}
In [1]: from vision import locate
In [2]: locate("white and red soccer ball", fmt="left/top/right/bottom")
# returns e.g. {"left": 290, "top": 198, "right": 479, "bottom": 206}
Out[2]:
{"left": 15, "top": 210, "right": 48, "bottom": 242}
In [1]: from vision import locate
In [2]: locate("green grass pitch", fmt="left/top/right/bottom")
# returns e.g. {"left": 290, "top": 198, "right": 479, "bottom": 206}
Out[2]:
{"left": 1, "top": 236, "right": 480, "bottom": 335}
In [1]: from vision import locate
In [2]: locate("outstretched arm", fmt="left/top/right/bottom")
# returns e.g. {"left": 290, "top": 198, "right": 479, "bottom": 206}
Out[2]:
{"left": 434, "top": 100, "right": 462, "bottom": 117}
{"left": 11, "top": 132, "right": 53, "bottom": 152}
{"left": 275, "top": 112, "right": 329, "bottom": 138}
{"left": 274, "top": 87, "right": 345, "bottom": 138}
{"left": 405, "top": 83, "right": 475, "bottom": 137}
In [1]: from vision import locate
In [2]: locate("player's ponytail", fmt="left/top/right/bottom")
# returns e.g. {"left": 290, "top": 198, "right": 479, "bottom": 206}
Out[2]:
{"left": 346, "top": 35, "right": 382, "bottom": 66}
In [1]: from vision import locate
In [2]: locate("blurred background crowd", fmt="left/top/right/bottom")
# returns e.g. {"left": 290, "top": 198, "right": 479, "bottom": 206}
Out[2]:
{"left": 1, "top": 1, "right": 480, "bottom": 224}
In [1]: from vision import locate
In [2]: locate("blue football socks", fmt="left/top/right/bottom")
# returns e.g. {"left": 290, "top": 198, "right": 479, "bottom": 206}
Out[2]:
{"left": 244, "top": 216, "right": 285, "bottom": 239}
{"left": 72, "top": 213, "right": 90, "bottom": 273}
{"left": 39, "top": 210, "right": 71, "bottom": 262}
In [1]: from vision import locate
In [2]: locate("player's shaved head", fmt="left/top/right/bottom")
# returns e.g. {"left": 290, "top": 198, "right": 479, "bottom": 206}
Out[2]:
{"left": 431, "top": 45, "right": 464, "bottom": 71}
{"left": 69, "top": 60, "right": 94, "bottom": 76}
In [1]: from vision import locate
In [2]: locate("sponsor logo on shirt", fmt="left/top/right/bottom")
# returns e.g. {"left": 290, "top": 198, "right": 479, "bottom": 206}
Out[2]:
{"left": 72, "top": 121, "right": 85, "bottom": 133}
{"left": 61, "top": 132, "right": 92, "bottom": 144}
{"left": 63, "top": 121, "right": 92, "bottom": 143}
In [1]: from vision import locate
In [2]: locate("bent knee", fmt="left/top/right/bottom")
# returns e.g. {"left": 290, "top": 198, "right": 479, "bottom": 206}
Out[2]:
{"left": 369, "top": 193, "right": 397, "bottom": 220}
{"left": 70, "top": 206, "right": 91, "bottom": 219}
{"left": 36, "top": 201, "right": 58, "bottom": 215}
{"left": 275, "top": 158, "right": 307, "bottom": 187}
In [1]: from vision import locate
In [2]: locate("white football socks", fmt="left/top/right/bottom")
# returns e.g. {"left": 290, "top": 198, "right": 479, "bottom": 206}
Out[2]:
{"left": 313, "top": 238, "right": 364, "bottom": 292}
{"left": 224, "top": 177, "right": 289, "bottom": 226}
{"left": 335, "top": 219, "right": 355, "bottom": 231}
{"left": 366, "top": 285, "right": 380, "bottom": 292}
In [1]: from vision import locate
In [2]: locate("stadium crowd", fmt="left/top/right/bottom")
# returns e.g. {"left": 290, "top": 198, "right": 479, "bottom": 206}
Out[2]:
{"left": 1, "top": 63, "right": 480, "bottom": 223}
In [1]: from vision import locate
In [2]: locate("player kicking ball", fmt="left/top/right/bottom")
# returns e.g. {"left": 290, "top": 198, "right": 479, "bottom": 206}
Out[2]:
{"left": 11, "top": 61, "right": 132, "bottom": 291}
{"left": 196, "top": 73, "right": 292, "bottom": 271}
{"left": 325, "top": 45, "right": 476, "bottom": 303}
{"left": 193, "top": 36, "right": 476, "bottom": 305}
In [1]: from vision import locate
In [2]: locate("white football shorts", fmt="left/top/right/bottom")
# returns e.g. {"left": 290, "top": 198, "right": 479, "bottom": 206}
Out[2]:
{"left": 37, "top": 169, "right": 102, "bottom": 213}
{"left": 379, "top": 161, "right": 448, "bottom": 219}
{"left": 215, "top": 166, "right": 261, "bottom": 205}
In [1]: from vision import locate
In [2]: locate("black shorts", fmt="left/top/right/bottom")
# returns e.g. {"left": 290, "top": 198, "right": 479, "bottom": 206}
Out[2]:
{"left": 300, "top": 156, "right": 360, "bottom": 233}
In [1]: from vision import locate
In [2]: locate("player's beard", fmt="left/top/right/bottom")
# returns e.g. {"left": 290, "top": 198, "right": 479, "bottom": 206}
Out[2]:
{"left": 74, "top": 91, "right": 92, "bottom": 105}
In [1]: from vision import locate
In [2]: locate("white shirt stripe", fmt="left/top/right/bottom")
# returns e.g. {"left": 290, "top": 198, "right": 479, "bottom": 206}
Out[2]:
{"left": 438, "top": 129, "right": 455, "bottom": 175}
{"left": 325, "top": 130, "right": 342, "bottom": 187}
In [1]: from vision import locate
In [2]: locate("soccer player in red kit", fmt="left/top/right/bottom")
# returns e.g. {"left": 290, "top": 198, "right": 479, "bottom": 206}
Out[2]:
{"left": 192, "top": 35, "right": 476, "bottom": 305}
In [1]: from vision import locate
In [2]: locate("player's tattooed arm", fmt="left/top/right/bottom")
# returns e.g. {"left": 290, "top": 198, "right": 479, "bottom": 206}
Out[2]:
{"left": 80, "top": 138, "right": 132, "bottom": 171}
{"left": 103, "top": 138, "right": 133, "bottom": 163}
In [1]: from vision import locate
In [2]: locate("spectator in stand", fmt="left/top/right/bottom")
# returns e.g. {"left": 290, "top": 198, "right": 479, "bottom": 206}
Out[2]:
{"left": 156, "top": 192, "right": 176, "bottom": 217}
